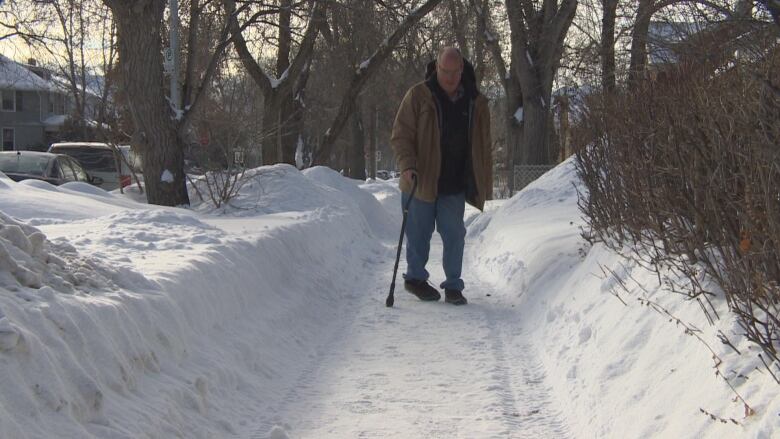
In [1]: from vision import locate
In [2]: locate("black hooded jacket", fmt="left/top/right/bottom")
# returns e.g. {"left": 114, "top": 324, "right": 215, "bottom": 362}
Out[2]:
{"left": 424, "top": 59, "right": 480, "bottom": 198}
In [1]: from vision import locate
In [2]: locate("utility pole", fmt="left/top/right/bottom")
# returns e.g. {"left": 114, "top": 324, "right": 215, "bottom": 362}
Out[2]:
{"left": 169, "top": 0, "right": 181, "bottom": 114}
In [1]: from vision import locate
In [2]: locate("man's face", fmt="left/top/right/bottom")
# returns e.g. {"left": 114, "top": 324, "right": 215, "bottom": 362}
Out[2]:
{"left": 436, "top": 54, "right": 463, "bottom": 96}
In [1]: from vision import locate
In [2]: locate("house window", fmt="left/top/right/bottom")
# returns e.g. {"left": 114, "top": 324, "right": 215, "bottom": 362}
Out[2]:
{"left": 49, "top": 93, "right": 65, "bottom": 114}
{"left": 15, "top": 91, "right": 23, "bottom": 112}
{"left": 1, "top": 90, "right": 15, "bottom": 112}
{"left": 2, "top": 128, "right": 14, "bottom": 151}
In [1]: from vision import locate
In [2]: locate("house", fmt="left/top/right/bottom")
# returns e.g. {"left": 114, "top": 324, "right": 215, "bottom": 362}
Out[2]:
{"left": 646, "top": 18, "right": 769, "bottom": 81}
{"left": 0, "top": 55, "right": 76, "bottom": 151}
{"left": 647, "top": 21, "right": 704, "bottom": 68}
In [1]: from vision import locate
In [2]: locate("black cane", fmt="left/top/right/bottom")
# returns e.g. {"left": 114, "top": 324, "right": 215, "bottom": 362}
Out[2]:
{"left": 386, "top": 175, "right": 418, "bottom": 307}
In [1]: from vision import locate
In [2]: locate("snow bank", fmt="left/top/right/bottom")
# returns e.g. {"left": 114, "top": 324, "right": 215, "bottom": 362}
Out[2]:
{"left": 188, "top": 164, "right": 345, "bottom": 214}
{"left": 0, "top": 210, "right": 139, "bottom": 295}
{"left": 0, "top": 165, "right": 391, "bottom": 438}
{"left": 303, "top": 166, "right": 397, "bottom": 239}
{"left": 0, "top": 178, "right": 139, "bottom": 225}
{"left": 0, "top": 209, "right": 163, "bottom": 438}
{"left": 359, "top": 177, "right": 402, "bottom": 225}
{"left": 187, "top": 164, "right": 398, "bottom": 241}
{"left": 468, "top": 157, "right": 780, "bottom": 438}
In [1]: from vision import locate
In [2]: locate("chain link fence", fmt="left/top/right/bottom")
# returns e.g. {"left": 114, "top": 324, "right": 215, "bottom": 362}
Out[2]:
{"left": 493, "top": 164, "right": 556, "bottom": 199}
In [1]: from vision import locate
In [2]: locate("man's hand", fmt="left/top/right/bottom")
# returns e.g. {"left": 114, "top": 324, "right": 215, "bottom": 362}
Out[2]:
{"left": 402, "top": 169, "right": 417, "bottom": 185}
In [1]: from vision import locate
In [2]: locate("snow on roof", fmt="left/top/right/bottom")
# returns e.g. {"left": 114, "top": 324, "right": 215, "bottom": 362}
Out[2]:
{"left": 647, "top": 21, "right": 704, "bottom": 65}
{"left": 49, "top": 141, "right": 112, "bottom": 149}
{"left": 43, "top": 115, "right": 67, "bottom": 127}
{"left": 50, "top": 71, "right": 103, "bottom": 99}
{"left": 0, "top": 55, "right": 59, "bottom": 92}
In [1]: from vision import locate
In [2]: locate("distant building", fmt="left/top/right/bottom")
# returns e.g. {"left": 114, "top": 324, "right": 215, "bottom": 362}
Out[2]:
{"left": 0, "top": 55, "right": 70, "bottom": 151}
{"left": 0, "top": 55, "right": 104, "bottom": 151}
{"left": 647, "top": 21, "right": 703, "bottom": 67}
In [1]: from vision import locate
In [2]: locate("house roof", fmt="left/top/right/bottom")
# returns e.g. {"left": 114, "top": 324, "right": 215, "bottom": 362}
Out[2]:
{"left": 50, "top": 72, "right": 104, "bottom": 99}
{"left": 647, "top": 21, "right": 704, "bottom": 65}
{"left": 0, "top": 55, "right": 60, "bottom": 92}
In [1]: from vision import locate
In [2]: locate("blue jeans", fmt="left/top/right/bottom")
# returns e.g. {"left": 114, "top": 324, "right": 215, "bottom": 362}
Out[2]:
{"left": 402, "top": 192, "right": 466, "bottom": 291}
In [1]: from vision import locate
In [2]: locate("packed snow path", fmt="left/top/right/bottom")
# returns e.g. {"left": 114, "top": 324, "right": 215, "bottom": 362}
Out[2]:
{"left": 249, "top": 235, "right": 572, "bottom": 439}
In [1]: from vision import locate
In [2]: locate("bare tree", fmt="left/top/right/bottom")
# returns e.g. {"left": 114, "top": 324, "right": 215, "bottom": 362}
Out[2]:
{"left": 626, "top": 0, "right": 737, "bottom": 89}
{"left": 101, "top": 0, "right": 188, "bottom": 204}
{"left": 0, "top": 1, "right": 50, "bottom": 45}
{"left": 473, "top": 0, "right": 575, "bottom": 196}
{"left": 102, "top": 0, "right": 239, "bottom": 206}
{"left": 315, "top": 0, "right": 389, "bottom": 179}
{"left": 226, "top": 0, "right": 325, "bottom": 166}
{"left": 758, "top": 0, "right": 780, "bottom": 26}
{"left": 601, "top": 0, "right": 619, "bottom": 91}
{"left": 95, "top": 14, "right": 118, "bottom": 132}
{"left": 508, "top": 0, "right": 577, "bottom": 165}
{"left": 313, "top": 0, "right": 446, "bottom": 166}
{"left": 473, "top": 0, "right": 518, "bottom": 194}
{"left": 44, "top": 0, "right": 116, "bottom": 139}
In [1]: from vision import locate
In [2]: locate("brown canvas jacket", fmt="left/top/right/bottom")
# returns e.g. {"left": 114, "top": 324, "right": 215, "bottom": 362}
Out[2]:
{"left": 390, "top": 81, "right": 492, "bottom": 211}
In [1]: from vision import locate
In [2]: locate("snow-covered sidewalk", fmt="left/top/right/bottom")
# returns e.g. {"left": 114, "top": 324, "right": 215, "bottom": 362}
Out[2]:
{"left": 249, "top": 235, "right": 571, "bottom": 438}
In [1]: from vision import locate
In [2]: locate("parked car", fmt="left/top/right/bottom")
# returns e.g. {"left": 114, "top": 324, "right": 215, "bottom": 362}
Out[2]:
{"left": 0, "top": 151, "right": 102, "bottom": 186}
{"left": 376, "top": 170, "right": 391, "bottom": 180}
{"left": 48, "top": 142, "right": 133, "bottom": 190}
{"left": 117, "top": 144, "right": 143, "bottom": 175}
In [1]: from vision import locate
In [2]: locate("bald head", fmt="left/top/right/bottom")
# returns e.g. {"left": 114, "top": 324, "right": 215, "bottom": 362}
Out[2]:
{"left": 437, "top": 47, "right": 464, "bottom": 66}
{"left": 435, "top": 46, "right": 464, "bottom": 97}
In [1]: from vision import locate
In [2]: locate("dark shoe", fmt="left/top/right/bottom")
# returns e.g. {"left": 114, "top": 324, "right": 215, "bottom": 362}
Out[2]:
{"left": 404, "top": 279, "right": 441, "bottom": 301}
{"left": 445, "top": 289, "right": 468, "bottom": 305}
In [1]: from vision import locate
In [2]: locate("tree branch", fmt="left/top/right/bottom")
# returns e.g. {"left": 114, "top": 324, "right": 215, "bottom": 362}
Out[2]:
{"left": 471, "top": 0, "right": 508, "bottom": 91}
{"left": 313, "top": 0, "right": 446, "bottom": 164}
{"left": 226, "top": 0, "right": 275, "bottom": 96}
{"left": 274, "top": 0, "right": 326, "bottom": 97}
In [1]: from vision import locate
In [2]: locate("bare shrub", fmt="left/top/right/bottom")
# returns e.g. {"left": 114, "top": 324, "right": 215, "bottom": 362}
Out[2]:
{"left": 575, "top": 36, "right": 780, "bottom": 370}
{"left": 188, "top": 167, "right": 248, "bottom": 209}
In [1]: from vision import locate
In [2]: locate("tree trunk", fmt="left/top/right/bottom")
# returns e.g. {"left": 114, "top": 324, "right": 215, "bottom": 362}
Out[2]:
{"left": 279, "top": 89, "right": 297, "bottom": 165}
{"left": 289, "top": 62, "right": 311, "bottom": 168}
{"left": 601, "top": 0, "right": 619, "bottom": 91}
{"left": 473, "top": 0, "right": 515, "bottom": 191}
{"left": 504, "top": 0, "right": 576, "bottom": 169}
{"left": 505, "top": 79, "right": 522, "bottom": 194}
{"left": 348, "top": 100, "right": 366, "bottom": 180}
{"left": 449, "top": 0, "right": 469, "bottom": 59}
{"left": 107, "top": 0, "right": 189, "bottom": 206}
{"left": 628, "top": 0, "right": 655, "bottom": 89}
{"left": 557, "top": 95, "right": 571, "bottom": 162}
{"left": 182, "top": 0, "right": 200, "bottom": 109}
{"left": 367, "top": 104, "right": 377, "bottom": 179}
{"left": 521, "top": 97, "right": 549, "bottom": 165}
{"left": 277, "top": 0, "right": 292, "bottom": 76}
{"left": 514, "top": 57, "right": 547, "bottom": 166}
{"left": 261, "top": 93, "right": 281, "bottom": 165}
{"left": 276, "top": 0, "right": 297, "bottom": 166}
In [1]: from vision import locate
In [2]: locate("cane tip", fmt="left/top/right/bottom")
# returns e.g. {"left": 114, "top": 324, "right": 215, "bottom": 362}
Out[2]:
{"left": 386, "top": 296, "right": 394, "bottom": 307}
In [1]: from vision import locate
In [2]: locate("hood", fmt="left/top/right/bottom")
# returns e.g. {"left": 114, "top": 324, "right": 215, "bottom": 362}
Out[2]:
{"left": 5, "top": 173, "right": 60, "bottom": 184}
{"left": 425, "top": 57, "right": 479, "bottom": 99}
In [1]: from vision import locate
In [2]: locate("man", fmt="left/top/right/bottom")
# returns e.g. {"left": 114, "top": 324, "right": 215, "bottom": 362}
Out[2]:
{"left": 390, "top": 47, "right": 492, "bottom": 305}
